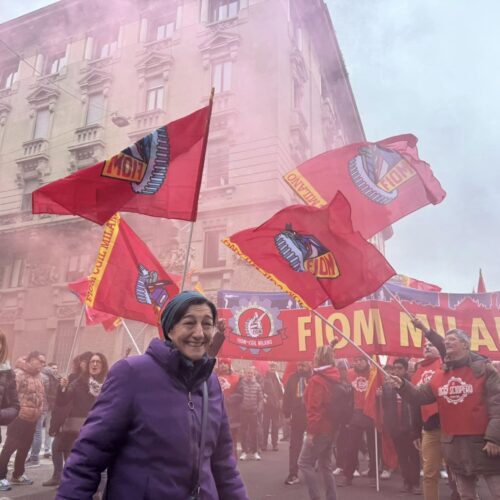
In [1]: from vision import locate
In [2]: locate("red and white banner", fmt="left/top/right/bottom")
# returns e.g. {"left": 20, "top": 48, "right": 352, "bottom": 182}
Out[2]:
{"left": 217, "top": 286, "right": 500, "bottom": 361}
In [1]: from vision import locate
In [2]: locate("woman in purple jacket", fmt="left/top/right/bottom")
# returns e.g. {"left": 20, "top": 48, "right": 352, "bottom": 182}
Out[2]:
{"left": 57, "top": 291, "right": 248, "bottom": 500}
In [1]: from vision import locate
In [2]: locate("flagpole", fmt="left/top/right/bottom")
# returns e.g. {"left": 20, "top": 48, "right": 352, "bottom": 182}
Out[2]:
{"left": 65, "top": 304, "right": 86, "bottom": 375}
{"left": 179, "top": 87, "right": 214, "bottom": 293}
{"left": 180, "top": 221, "right": 194, "bottom": 291}
{"left": 374, "top": 427, "right": 380, "bottom": 492}
{"left": 121, "top": 320, "right": 142, "bottom": 355}
{"left": 311, "top": 309, "right": 389, "bottom": 377}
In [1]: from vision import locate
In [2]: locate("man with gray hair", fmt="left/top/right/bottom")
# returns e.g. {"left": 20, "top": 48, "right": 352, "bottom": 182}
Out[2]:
{"left": 388, "top": 328, "right": 500, "bottom": 500}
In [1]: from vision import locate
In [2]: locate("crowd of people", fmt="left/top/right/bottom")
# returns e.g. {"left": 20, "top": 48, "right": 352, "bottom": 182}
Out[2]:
{"left": 0, "top": 329, "right": 109, "bottom": 493}
{"left": 0, "top": 293, "right": 498, "bottom": 499}
{"left": 215, "top": 316, "right": 500, "bottom": 500}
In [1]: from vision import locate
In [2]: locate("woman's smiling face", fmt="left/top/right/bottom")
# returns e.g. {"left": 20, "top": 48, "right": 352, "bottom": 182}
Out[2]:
{"left": 168, "top": 304, "right": 215, "bottom": 361}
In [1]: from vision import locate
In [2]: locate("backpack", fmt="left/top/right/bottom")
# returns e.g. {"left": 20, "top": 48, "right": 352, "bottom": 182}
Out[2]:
{"left": 318, "top": 373, "right": 354, "bottom": 431}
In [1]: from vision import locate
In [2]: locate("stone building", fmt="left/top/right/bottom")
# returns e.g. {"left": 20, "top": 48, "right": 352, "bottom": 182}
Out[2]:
{"left": 0, "top": 0, "right": 377, "bottom": 365}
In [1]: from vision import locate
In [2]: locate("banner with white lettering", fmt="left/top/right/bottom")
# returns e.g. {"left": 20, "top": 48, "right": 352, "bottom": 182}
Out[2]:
{"left": 217, "top": 284, "right": 500, "bottom": 360}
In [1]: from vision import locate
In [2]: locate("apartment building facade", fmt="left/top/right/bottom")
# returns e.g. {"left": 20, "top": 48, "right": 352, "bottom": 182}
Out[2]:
{"left": 0, "top": 0, "right": 374, "bottom": 364}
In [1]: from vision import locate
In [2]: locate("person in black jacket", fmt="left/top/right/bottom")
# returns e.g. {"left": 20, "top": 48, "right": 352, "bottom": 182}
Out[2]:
{"left": 262, "top": 362, "right": 284, "bottom": 452}
{"left": 282, "top": 361, "right": 311, "bottom": 485}
{"left": 0, "top": 330, "right": 21, "bottom": 492}
{"left": 42, "top": 352, "right": 108, "bottom": 487}
{"left": 381, "top": 358, "right": 420, "bottom": 494}
{"left": 0, "top": 330, "right": 20, "bottom": 437}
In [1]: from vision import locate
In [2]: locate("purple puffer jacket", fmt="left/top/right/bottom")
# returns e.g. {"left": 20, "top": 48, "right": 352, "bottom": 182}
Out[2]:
{"left": 56, "top": 339, "right": 248, "bottom": 499}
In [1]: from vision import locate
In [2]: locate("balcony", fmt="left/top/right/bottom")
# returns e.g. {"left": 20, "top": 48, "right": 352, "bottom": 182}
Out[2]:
{"left": 15, "top": 139, "right": 50, "bottom": 187}
{"left": 128, "top": 109, "right": 167, "bottom": 143}
{"left": 206, "top": 93, "right": 237, "bottom": 141}
{"left": 22, "top": 138, "right": 49, "bottom": 158}
{"left": 68, "top": 124, "right": 105, "bottom": 171}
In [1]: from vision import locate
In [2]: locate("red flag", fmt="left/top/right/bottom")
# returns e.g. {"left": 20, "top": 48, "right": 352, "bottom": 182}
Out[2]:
{"left": 283, "top": 134, "right": 446, "bottom": 239}
{"left": 223, "top": 192, "right": 396, "bottom": 310}
{"left": 33, "top": 105, "right": 212, "bottom": 224}
{"left": 363, "top": 362, "right": 384, "bottom": 430}
{"left": 68, "top": 277, "right": 122, "bottom": 332}
{"left": 389, "top": 274, "right": 441, "bottom": 292}
{"left": 477, "top": 269, "right": 486, "bottom": 293}
{"left": 86, "top": 214, "right": 179, "bottom": 324}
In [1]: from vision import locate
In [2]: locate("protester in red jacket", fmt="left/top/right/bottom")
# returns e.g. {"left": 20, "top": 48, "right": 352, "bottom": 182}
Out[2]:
{"left": 298, "top": 345, "right": 339, "bottom": 500}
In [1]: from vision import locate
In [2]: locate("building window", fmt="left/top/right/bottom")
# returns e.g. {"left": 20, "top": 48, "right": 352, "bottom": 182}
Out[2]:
{"left": 85, "top": 93, "right": 104, "bottom": 126}
{"left": 66, "top": 254, "right": 90, "bottom": 282}
{"left": 212, "top": 61, "right": 232, "bottom": 93}
{"left": 0, "top": 265, "right": 7, "bottom": 289}
{"left": 204, "top": 229, "right": 226, "bottom": 268}
{"left": 7, "top": 259, "right": 25, "bottom": 288}
{"left": 21, "top": 178, "right": 38, "bottom": 213}
{"left": 21, "top": 193, "right": 32, "bottom": 212}
{"left": 207, "top": 152, "right": 229, "bottom": 188}
{"left": 33, "top": 108, "right": 50, "bottom": 139}
{"left": 210, "top": 0, "right": 239, "bottom": 22}
{"left": 1, "top": 62, "right": 19, "bottom": 90}
{"left": 94, "top": 31, "right": 118, "bottom": 59}
{"left": 145, "top": 76, "right": 164, "bottom": 111}
{"left": 46, "top": 52, "right": 67, "bottom": 75}
{"left": 151, "top": 18, "right": 176, "bottom": 41}
{"left": 54, "top": 320, "right": 77, "bottom": 369}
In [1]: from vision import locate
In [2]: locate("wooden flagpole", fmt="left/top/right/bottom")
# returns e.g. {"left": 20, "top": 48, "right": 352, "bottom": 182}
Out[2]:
{"left": 65, "top": 304, "right": 86, "bottom": 375}
{"left": 311, "top": 309, "right": 390, "bottom": 377}
{"left": 382, "top": 284, "right": 415, "bottom": 318}
{"left": 121, "top": 319, "right": 142, "bottom": 355}
{"left": 180, "top": 221, "right": 195, "bottom": 292}
{"left": 180, "top": 87, "right": 215, "bottom": 292}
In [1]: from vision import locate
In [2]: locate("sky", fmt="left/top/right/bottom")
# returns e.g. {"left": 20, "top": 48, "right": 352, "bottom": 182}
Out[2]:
{"left": 2, "top": 0, "right": 499, "bottom": 293}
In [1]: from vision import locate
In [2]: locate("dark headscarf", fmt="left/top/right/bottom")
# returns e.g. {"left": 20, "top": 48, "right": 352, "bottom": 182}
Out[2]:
{"left": 160, "top": 291, "right": 216, "bottom": 340}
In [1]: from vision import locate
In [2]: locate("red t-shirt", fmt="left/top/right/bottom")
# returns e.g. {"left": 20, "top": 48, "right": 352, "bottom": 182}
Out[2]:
{"left": 348, "top": 368, "right": 370, "bottom": 411}
{"left": 412, "top": 357, "right": 441, "bottom": 422}
{"left": 429, "top": 366, "right": 488, "bottom": 435}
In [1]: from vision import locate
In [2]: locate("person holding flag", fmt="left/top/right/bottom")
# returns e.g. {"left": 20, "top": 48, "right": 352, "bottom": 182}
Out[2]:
{"left": 56, "top": 291, "right": 247, "bottom": 500}
{"left": 339, "top": 356, "right": 378, "bottom": 487}
{"left": 388, "top": 329, "right": 500, "bottom": 500}
{"left": 298, "top": 345, "right": 340, "bottom": 500}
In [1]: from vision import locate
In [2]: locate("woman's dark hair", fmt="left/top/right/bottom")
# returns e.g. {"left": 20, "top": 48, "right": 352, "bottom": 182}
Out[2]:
{"left": 72, "top": 351, "right": 93, "bottom": 375}
{"left": 0, "top": 329, "right": 9, "bottom": 364}
{"left": 167, "top": 297, "right": 217, "bottom": 333}
{"left": 394, "top": 357, "right": 409, "bottom": 370}
{"left": 26, "top": 350, "right": 42, "bottom": 362}
{"left": 89, "top": 352, "right": 109, "bottom": 383}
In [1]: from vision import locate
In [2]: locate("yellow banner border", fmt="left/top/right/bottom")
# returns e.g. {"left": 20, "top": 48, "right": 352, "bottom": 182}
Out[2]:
{"left": 86, "top": 214, "right": 121, "bottom": 307}
{"left": 283, "top": 168, "right": 327, "bottom": 208}
{"left": 222, "top": 237, "right": 313, "bottom": 310}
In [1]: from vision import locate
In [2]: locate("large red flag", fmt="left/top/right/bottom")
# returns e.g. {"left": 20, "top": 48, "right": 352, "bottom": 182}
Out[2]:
{"left": 68, "top": 277, "right": 122, "bottom": 332}
{"left": 283, "top": 134, "right": 446, "bottom": 239}
{"left": 33, "top": 104, "right": 212, "bottom": 224}
{"left": 223, "top": 193, "right": 396, "bottom": 310}
{"left": 477, "top": 269, "right": 487, "bottom": 293}
{"left": 389, "top": 274, "right": 441, "bottom": 292}
{"left": 86, "top": 214, "right": 179, "bottom": 324}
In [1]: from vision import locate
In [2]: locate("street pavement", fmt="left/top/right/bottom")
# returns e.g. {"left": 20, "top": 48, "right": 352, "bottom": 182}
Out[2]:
{"left": 0, "top": 444, "right": 491, "bottom": 499}
{"left": 0, "top": 455, "right": 57, "bottom": 500}
{"left": 239, "top": 441, "right": 490, "bottom": 500}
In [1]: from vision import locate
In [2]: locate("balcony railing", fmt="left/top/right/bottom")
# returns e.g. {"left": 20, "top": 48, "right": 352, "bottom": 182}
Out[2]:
{"left": 22, "top": 138, "right": 49, "bottom": 157}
